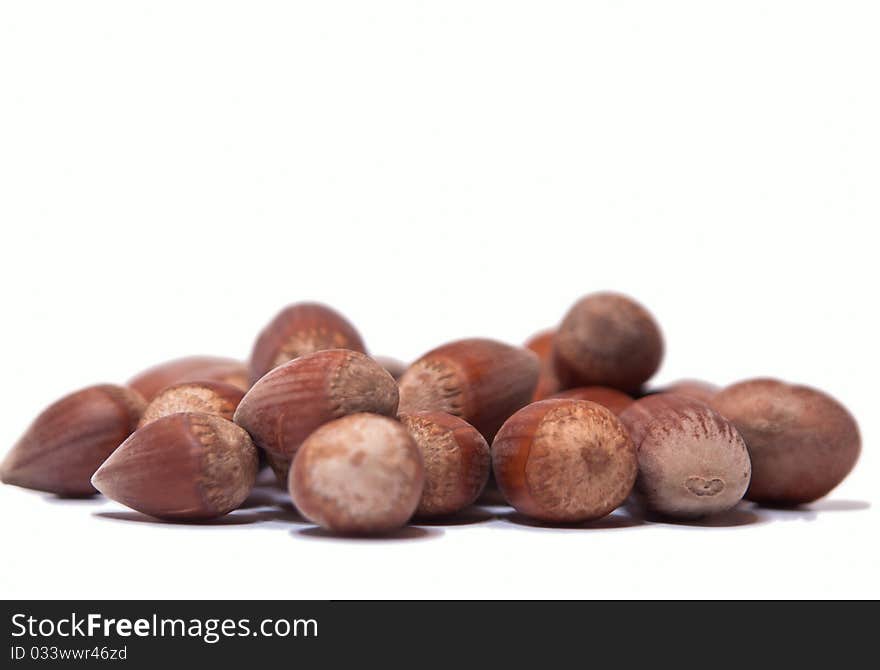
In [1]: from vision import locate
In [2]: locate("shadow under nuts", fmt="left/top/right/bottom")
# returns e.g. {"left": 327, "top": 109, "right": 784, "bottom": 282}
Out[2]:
{"left": 1, "top": 384, "right": 146, "bottom": 497}
{"left": 398, "top": 338, "right": 540, "bottom": 442}
{"left": 289, "top": 413, "right": 424, "bottom": 534}
{"left": 233, "top": 349, "right": 399, "bottom": 482}
{"left": 248, "top": 302, "right": 366, "bottom": 384}
{"left": 128, "top": 356, "right": 250, "bottom": 402}
{"left": 492, "top": 399, "right": 637, "bottom": 523}
{"left": 400, "top": 411, "right": 490, "bottom": 517}
{"left": 619, "top": 394, "right": 751, "bottom": 518}
{"left": 711, "top": 378, "right": 860, "bottom": 505}
{"left": 92, "top": 412, "right": 258, "bottom": 520}
{"left": 554, "top": 292, "right": 663, "bottom": 393}
{"left": 138, "top": 380, "right": 245, "bottom": 428}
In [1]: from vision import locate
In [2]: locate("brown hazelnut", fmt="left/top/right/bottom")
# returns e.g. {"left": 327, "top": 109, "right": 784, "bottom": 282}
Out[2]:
{"left": 399, "top": 411, "right": 490, "bottom": 517}
{"left": 138, "top": 381, "right": 245, "bottom": 429}
{"left": 92, "top": 412, "right": 258, "bottom": 520}
{"left": 550, "top": 386, "right": 633, "bottom": 416}
{"left": 248, "top": 302, "right": 366, "bottom": 384}
{"left": 711, "top": 378, "right": 860, "bottom": 505}
{"left": 233, "top": 349, "right": 398, "bottom": 481}
{"left": 524, "top": 329, "right": 561, "bottom": 401}
{"left": 492, "top": 399, "right": 637, "bottom": 523}
{"left": 289, "top": 413, "right": 424, "bottom": 534}
{"left": 128, "top": 356, "right": 249, "bottom": 402}
{"left": 619, "top": 394, "right": 751, "bottom": 518}
{"left": 1, "top": 385, "right": 145, "bottom": 497}
{"left": 554, "top": 292, "right": 663, "bottom": 392}
{"left": 398, "top": 338, "right": 540, "bottom": 442}
{"left": 373, "top": 356, "right": 408, "bottom": 381}
{"left": 662, "top": 379, "right": 720, "bottom": 403}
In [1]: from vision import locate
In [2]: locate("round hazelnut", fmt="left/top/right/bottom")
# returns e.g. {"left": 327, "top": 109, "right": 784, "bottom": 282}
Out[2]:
{"left": 662, "top": 379, "right": 719, "bottom": 403}
{"left": 399, "top": 411, "right": 490, "bottom": 517}
{"left": 554, "top": 292, "right": 663, "bottom": 392}
{"left": 492, "top": 399, "right": 637, "bottom": 523}
{"left": 138, "top": 380, "right": 245, "bottom": 428}
{"left": 620, "top": 394, "right": 751, "bottom": 518}
{"left": 249, "top": 302, "right": 366, "bottom": 384}
{"left": 524, "top": 329, "right": 561, "bottom": 401}
{"left": 289, "top": 413, "right": 424, "bottom": 534}
{"left": 372, "top": 355, "right": 408, "bottom": 381}
{"left": 92, "top": 412, "right": 258, "bottom": 520}
{"left": 398, "top": 338, "right": 540, "bottom": 442}
{"left": 233, "top": 349, "right": 399, "bottom": 481}
{"left": 711, "top": 378, "right": 860, "bottom": 505}
{"left": 1, "top": 384, "right": 146, "bottom": 497}
{"left": 550, "top": 386, "right": 633, "bottom": 416}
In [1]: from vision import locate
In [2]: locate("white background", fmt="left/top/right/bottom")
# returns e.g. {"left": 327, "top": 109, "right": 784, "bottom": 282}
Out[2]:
{"left": 1, "top": 2, "right": 878, "bottom": 599}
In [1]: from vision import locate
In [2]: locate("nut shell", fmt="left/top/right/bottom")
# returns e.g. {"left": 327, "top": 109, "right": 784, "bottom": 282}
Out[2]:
{"left": 249, "top": 302, "right": 366, "bottom": 383}
{"left": 492, "top": 399, "right": 637, "bottom": 523}
{"left": 620, "top": 394, "right": 751, "bottom": 518}
{"left": 711, "top": 378, "right": 860, "bottom": 505}
{"left": 398, "top": 338, "right": 540, "bottom": 442}
{"left": 138, "top": 380, "right": 245, "bottom": 428}
{"left": 662, "top": 379, "right": 720, "bottom": 403}
{"left": 400, "top": 411, "right": 490, "bottom": 517}
{"left": 234, "top": 349, "right": 399, "bottom": 479}
{"left": 289, "top": 413, "right": 424, "bottom": 534}
{"left": 1, "top": 384, "right": 146, "bottom": 496}
{"left": 554, "top": 292, "right": 663, "bottom": 392}
{"left": 550, "top": 386, "right": 633, "bottom": 416}
{"left": 524, "top": 330, "right": 561, "bottom": 401}
{"left": 128, "top": 356, "right": 249, "bottom": 401}
{"left": 92, "top": 412, "right": 258, "bottom": 520}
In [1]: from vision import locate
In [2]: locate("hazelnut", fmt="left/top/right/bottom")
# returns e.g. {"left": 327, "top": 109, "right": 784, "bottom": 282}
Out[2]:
{"left": 661, "top": 379, "right": 719, "bottom": 403}
{"left": 373, "top": 355, "right": 408, "bottom": 381}
{"left": 398, "top": 338, "right": 540, "bottom": 442}
{"left": 524, "top": 329, "right": 561, "bottom": 401}
{"left": 619, "top": 394, "right": 751, "bottom": 518}
{"left": 289, "top": 413, "right": 424, "bottom": 534}
{"left": 550, "top": 386, "right": 633, "bottom": 416}
{"left": 1, "top": 385, "right": 145, "bottom": 497}
{"left": 554, "top": 292, "right": 663, "bottom": 392}
{"left": 233, "top": 349, "right": 398, "bottom": 481}
{"left": 92, "top": 412, "right": 258, "bottom": 520}
{"left": 492, "top": 399, "right": 637, "bottom": 523}
{"left": 138, "top": 381, "right": 245, "bottom": 429}
{"left": 711, "top": 378, "right": 860, "bottom": 505}
{"left": 128, "top": 356, "right": 249, "bottom": 402}
{"left": 249, "top": 302, "right": 366, "bottom": 383}
{"left": 399, "top": 411, "right": 490, "bottom": 517}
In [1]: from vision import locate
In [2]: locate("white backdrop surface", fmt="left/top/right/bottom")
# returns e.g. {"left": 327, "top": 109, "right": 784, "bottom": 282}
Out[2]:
{"left": 1, "top": 1, "right": 878, "bottom": 598}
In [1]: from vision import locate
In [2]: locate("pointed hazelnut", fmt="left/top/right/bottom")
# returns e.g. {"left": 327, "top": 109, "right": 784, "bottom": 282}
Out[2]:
{"left": 92, "top": 412, "right": 258, "bottom": 520}
{"left": 399, "top": 411, "right": 490, "bottom": 517}
{"left": 289, "top": 413, "right": 423, "bottom": 534}
{"left": 128, "top": 356, "right": 249, "bottom": 401}
{"left": 249, "top": 302, "right": 366, "bottom": 383}
{"left": 492, "top": 399, "right": 637, "bottom": 523}
{"left": 398, "top": 338, "right": 540, "bottom": 442}
{"left": 620, "top": 394, "right": 751, "bottom": 518}
{"left": 138, "top": 381, "right": 245, "bottom": 428}
{"left": 554, "top": 292, "right": 664, "bottom": 392}
{"left": 233, "top": 349, "right": 398, "bottom": 481}
{"left": 1, "top": 385, "right": 145, "bottom": 497}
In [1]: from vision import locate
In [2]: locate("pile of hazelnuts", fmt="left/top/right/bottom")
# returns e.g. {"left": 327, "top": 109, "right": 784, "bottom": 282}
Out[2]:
{"left": 1, "top": 293, "right": 862, "bottom": 534}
